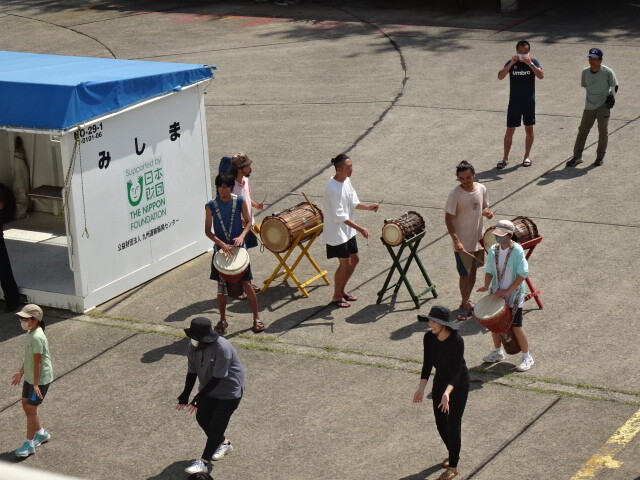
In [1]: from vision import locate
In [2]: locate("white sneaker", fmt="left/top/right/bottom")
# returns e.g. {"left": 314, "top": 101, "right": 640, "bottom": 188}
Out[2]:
{"left": 483, "top": 349, "right": 505, "bottom": 363}
{"left": 212, "top": 442, "right": 233, "bottom": 461}
{"left": 516, "top": 356, "right": 534, "bottom": 372}
{"left": 185, "top": 459, "right": 211, "bottom": 474}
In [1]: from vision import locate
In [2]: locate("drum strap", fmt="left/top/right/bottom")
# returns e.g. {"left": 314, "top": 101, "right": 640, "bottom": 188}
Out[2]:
{"left": 494, "top": 243, "right": 514, "bottom": 288}
{"left": 212, "top": 195, "right": 238, "bottom": 243}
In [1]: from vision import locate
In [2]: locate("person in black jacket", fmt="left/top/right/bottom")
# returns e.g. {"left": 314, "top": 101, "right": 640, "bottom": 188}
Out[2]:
{"left": 0, "top": 185, "right": 19, "bottom": 311}
{"left": 413, "top": 306, "right": 470, "bottom": 480}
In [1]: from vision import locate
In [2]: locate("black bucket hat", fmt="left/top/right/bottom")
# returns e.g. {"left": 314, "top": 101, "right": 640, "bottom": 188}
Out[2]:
{"left": 184, "top": 317, "right": 220, "bottom": 343}
{"left": 417, "top": 305, "right": 459, "bottom": 330}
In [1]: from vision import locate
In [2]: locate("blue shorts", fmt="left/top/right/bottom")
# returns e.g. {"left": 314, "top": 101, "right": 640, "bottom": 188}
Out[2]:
{"left": 22, "top": 381, "right": 50, "bottom": 406}
{"left": 507, "top": 100, "right": 536, "bottom": 128}
{"left": 326, "top": 236, "right": 358, "bottom": 259}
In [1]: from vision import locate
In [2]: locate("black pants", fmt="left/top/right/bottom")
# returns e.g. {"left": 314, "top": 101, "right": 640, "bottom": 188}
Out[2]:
{"left": 432, "top": 384, "right": 469, "bottom": 469}
{"left": 196, "top": 396, "right": 241, "bottom": 461}
{"left": 0, "top": 230, "right": 19, "bottom": 306}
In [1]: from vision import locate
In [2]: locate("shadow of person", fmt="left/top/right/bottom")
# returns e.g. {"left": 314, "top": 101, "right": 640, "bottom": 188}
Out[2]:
{"left": 398, "top": 463, "right": 443, "bottom": 480}
{"left": 345, "top": 303, "right": 393, "bottom": 325}
{"left": 0, "top": 451, "right": 26, "bottom": 463}
{"left": 146, "top": 460, "right": 192, "bottom": 480}
{"left": 537, "top": 163, "right": 596, "bottom": 186}
{"left": 141, "top": 337, "right": 189, "bottom": 364}
{"left": 390, "top": 319, "right": 427, "bottom": 341}
{"left": 162, "top": 299, "right": 218, "bottom": 323}
{"left": 475, "top": 163, "right": 520, "bottom": 183}
{"left": 263, "top": 304, "right": 336, "bottom": 334}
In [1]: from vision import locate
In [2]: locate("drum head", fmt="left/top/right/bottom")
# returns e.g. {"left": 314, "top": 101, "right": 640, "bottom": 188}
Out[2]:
{"left": 474, "top": 294, "right": 505, "bottom": 320}
{"left": 482, "top": 226, "right": 497, "bottom": 253}
{"left": 214, "top": 247, "right": 249, "bottom": 275}
{"left": 260, "top": 218, "right": 290, "bottom": 253}
{"left": 382, "top": 223, "right": 403, "bottom": 246}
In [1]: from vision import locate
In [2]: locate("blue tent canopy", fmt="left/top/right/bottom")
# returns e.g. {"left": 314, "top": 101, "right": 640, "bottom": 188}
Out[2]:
{"left": 0, "top": 51, "right": 214, "bottom": 131}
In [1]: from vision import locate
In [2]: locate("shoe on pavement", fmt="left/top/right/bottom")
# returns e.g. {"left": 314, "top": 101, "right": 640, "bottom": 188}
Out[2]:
{"left": 516, "top": 356, "right": 535, "bottom": 372}
{"left": 593, "top": 158, "right": 604, "bottom": 166}
{"left": 483, "top": 349, "right": 505, "bottom": 363}
{"left": 15, "top": 441, "right": 35, "bottom": 457}
{"left": 566, "top": 157, "right": 583, "bottom": 167}
{"left": 185, "top": 459, "right": 212, "bottom": 474}
{"left": 212, "top": 442, "right": 234, "bottom": 461}
{"left": 33, "top": 431, "right": 51, "bottom": 447}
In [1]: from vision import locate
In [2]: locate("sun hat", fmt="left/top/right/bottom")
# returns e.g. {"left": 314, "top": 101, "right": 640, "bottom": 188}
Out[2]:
{"left": 417, "top": 305, "right": 459, "bottom": 330}
{"left": 493, "top": 219, "right": 515, "bottom": 237}
{"left": 184, "top": 317, "right": 220, "bottom": 343}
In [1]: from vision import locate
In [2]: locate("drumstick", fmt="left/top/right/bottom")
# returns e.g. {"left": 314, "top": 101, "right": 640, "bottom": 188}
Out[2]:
{"left": 262, "top": 194, "right": 267, "bottom": 206}
{"left": 462, "top": 250, "right": 484, "bottom": 266}
{"left": 301, "top": 191, "right": 318, "bottom": 215}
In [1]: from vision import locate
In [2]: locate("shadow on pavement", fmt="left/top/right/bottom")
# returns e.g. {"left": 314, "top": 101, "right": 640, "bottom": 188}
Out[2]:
{"left": 0, "top": 308, "right": 68, "bottom": 343}
{"left": 266, "top": 304, "right": 335, "bottom": 333}
{"left": 141, "top": 337, "right": 189, "bottom": 363}
{"left": 162, "top": 299, "right": 218, "bottom": 323}
{"left": 399, "top": 462, "right": 444, "bottom": 480}
{"left": 145, "top": 460, "right": 192, "bottom": 480}
{"left": 537, "top": 163, "right": 596, "bottom": 185}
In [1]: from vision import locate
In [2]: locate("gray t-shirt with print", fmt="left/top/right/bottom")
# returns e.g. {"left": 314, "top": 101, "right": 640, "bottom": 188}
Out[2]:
{"left": 187, "top": 336, "right": 245, "bottom": 400}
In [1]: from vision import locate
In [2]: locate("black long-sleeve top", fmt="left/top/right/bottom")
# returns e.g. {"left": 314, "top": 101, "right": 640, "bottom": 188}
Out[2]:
{"left": 421, "top": 330, "right": 470, "bottom": 391}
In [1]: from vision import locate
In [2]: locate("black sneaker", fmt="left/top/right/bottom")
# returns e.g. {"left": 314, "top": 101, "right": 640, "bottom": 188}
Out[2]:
{"left": 566, "top": 157, "right": 583, "bottom": 167}
{"left": 593, "top": 158, "right": 604, "bottom": 166}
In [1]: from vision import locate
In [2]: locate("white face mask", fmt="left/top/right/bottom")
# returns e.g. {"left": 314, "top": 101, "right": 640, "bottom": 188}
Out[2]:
{"left": 20, "top": 319, "right": 31, "bottom": 331}
{"left": 190, "top": 339, "right": 199, "bottom": 347}
{"left": 494, "top": 234, "right": 509, "bottom": 245}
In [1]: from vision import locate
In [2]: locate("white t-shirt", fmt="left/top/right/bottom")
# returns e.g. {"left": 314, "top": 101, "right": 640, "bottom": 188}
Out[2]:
{"left": 497, "top": 246, "right": 524, "bottom": 308}
{"left": 233, "top": 177, "right": 254, "bottom": 226}
{"left": 323, "top": 177, "right": 360, "bottom": 246}
{"left": 444, "top": 183, "right": 488, "bottom": 252}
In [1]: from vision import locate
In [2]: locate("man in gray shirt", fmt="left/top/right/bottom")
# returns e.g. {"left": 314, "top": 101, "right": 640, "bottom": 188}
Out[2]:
{"left": 177, "top": 317, "right": 245, "bottom": 475}
{"left": 567, "top": 47, "right": 618, "bottom": 167}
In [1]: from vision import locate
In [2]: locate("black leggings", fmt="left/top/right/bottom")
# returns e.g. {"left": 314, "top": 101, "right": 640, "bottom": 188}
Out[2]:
{"left": 195, "top": 396, "right": 241, "bottom": 461}
{"left": 432, "top": 384, "right": 469, "bottom": 468}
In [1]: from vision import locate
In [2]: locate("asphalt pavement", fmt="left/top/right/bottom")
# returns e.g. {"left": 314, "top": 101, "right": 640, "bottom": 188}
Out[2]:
{"left": 1, "top": 1, "right": 639, "bottom": 479}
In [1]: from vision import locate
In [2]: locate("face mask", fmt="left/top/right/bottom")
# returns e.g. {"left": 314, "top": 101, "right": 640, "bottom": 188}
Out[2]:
{"left": 20, "top": 319, "right": 30, "bottom": 331}
{"left": 494, "top": 234, "right": 509, "bottom": 245}
{"left": 190, "top": 339, "right": 199, "bottom": 347}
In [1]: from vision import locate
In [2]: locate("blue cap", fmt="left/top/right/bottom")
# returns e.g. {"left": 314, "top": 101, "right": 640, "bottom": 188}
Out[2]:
{"left": 588, "top": 48, "right": 603, "bottom": 59}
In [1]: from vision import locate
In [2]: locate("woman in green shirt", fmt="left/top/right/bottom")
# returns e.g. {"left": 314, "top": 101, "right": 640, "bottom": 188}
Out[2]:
{"left": 11, "top": 304, "right": 53, "bottom": 457}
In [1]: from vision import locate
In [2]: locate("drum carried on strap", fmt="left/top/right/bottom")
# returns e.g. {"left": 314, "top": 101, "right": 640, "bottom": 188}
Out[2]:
{"left": 482, "top": 216, "right": 539, "bottom": 252}
{"left": 260, "top": 202, "right": 323, "bottom": 253}
{"left": 474, "top": 294, "right": 521, "bottom": 354}
{"left": 382, "top": 211, "right": 425, "bottom": 246}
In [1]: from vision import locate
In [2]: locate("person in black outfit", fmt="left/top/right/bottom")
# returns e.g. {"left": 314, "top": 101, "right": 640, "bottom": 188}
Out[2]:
{"left": 413, "top": 306, "right": 470, "bottom": 480}
{"left": 0, "top": 185, "right": 20, "bottom": 311}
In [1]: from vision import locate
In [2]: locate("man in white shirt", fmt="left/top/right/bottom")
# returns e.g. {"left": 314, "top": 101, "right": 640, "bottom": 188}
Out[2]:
{"left": 323, "top": 154, "right": 379, "bottom": 308}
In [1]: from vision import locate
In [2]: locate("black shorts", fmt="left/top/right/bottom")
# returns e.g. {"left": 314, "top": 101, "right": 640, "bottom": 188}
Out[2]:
{"left": 326, "top": 236, "right": 358, "bottom": 259}
{"left": 511, "top": 307, "right": 523, "bottom": 328}
{"left": 22, "top": 381, "right": 50, "bottom": 406}
{"left": 507, "top": 100, "right": 535, "bottom": 128}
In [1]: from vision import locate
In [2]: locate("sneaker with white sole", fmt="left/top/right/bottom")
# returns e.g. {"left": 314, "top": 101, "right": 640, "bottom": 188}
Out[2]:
{"left": 212, "top": 442, "right": 233, "bottom": 461}
{"left": 33, "top": 431, "right": 51, "bottom": 447}
{"left": 185, "top": 459, "right": 212, "bottom": 474}
{"left": 516, "top": 356, "right": 534, "bottom": 372}
{"left": 15, "top": 441, "right": 35, "bottom": 457}
{"left": 483, "top": 349, "right": 505, "bottom": 363}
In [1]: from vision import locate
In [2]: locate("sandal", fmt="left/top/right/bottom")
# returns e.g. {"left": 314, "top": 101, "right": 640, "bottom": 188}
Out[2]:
{"left": 214, "top": 319, "right": 228, "bottom": 334}
{"left": 496, "top": 160, "right": 508, "bottom": 169}
{"left": 441, "top": 458, "right": 449, "bottom": 469}
{"left": 252, "top": 283, "right": 261, "bottom": 293}
{"left": 522, "top": 158, "right": 532, "bottom": 167}
{"left": 330, "top": 300, "right": 350, "bottom": 308}
{"left": 251, "top": 320, "right": 265, "bottom": 333}
{"left": 438, "top": 468, "right": 458, "bottom": 480}
{"left": 342, "top": 293, "right": 358, "bottom": 302}
{"left": 456, "top": 302, "right": 475, "bottom": 321}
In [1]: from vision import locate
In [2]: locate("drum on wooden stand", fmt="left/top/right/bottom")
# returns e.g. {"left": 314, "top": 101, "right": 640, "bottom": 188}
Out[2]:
{"left": 260, "top": 202, "right": 323, "bottom": 253}
{"left": 381, "top": 211, "right": 425, "bottom": 246}
{"left": 482, "top": 216, "right": 539, "bottom": 252}
{"left": 214, "top": 247, "right": 250, "bottom": 298}
{"left": 474, "top": 294, "right": 521, "bottom": 354}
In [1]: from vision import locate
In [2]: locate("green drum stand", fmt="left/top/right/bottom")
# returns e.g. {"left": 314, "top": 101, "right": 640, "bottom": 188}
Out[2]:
{"left": 376, "top": 230, "right": 438, "bottom": 309}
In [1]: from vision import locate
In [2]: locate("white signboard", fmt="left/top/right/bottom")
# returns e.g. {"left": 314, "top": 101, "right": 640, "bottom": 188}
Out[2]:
{"left": 61, "top": 84, "right": 211, "bottom": 306}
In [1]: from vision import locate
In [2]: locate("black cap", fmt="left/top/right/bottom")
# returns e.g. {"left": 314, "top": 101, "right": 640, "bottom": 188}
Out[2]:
{"left": 417, "top": 305, "right": 459, "bottom": 330}
{"left": 588, "top": 48, "right": 603, "bottom": 59}
{"left": 184, "top": 317, "right": 219, "bottom": 343}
